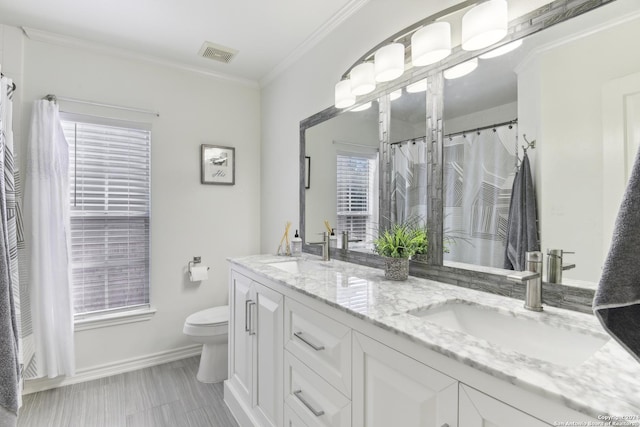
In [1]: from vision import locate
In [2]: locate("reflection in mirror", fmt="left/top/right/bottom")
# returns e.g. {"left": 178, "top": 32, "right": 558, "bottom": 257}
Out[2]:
{"left": 442, "top": 38, "right": 522, "bottom": 269}
{"left": 305, "top": 100, "right": 379, "bottom": 252}
{"left": 301, "top": 0, "right": 640, "bottom": 290}
{"left": 389, "top": 81, "right": 428, "bottom": 225}
{"left": 441, "top": 0, "right": 640, "bottom": 285}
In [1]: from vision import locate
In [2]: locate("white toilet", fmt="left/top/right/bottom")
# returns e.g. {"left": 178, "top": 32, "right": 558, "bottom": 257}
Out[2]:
{"left": 183, "top": 305, "right": 229, "bottom": 383}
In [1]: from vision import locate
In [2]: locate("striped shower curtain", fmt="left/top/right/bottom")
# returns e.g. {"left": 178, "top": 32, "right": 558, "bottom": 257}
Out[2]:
{"left": 0, "top": 73, "right": 23, "bottom": 426}
{"left": 443, "top": 124, "right": 517, "bottom": 268}
{"left": 390, "top": 137, "right": 428, "bottom": 225}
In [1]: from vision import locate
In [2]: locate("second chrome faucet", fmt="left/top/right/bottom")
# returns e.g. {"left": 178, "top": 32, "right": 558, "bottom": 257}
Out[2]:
{"left": 507, "top": 251, "right": 544, "bottom": 311}
{"left": 309, "top": 232, "right": 331, "bottom": 261}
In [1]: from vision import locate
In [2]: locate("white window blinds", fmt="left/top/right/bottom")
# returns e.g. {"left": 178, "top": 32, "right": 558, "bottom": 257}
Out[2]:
{"left": 62, "top": 116, "right": 151, "bottom": 316}
{"left": 336, "top": 153, "right": 378, "bottom": 245}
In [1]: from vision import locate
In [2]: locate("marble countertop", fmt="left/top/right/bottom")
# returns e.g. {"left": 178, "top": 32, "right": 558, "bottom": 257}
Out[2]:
{"left": 228, "top": 254, "right": 640, "bottom": 422}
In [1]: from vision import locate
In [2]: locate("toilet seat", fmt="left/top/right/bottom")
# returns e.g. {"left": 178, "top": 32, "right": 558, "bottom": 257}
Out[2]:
{"left": 186, "top": 306, "right": 229, "bottom": 327}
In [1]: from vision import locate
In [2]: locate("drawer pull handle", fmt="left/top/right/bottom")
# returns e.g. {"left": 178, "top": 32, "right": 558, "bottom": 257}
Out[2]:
{"left": 441, "top": 424, "right": 449, "bottom": 427}
{"left": 294, "top": 331, "right": 325, "bottom": 351}
{"left": 248, "top": 302, "right": 256, "bottom": 336}
{"left": 244, "top": 299, "right": 252, "bottom": 332}
{"left": 293, "top": 390, "right": 325, "bottom": 417}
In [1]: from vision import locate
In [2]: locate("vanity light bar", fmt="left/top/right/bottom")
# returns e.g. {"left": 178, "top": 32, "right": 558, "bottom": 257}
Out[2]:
{"left": 333, "top": 0, "right": 512, "bottom": 108}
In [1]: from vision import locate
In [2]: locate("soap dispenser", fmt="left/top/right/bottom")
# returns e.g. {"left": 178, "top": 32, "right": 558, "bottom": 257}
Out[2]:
{"left": 291, "top": 230, "right": 302, "bottom": 257}
{"left": 329, "top": 228, "right": 337, "bottom": 249}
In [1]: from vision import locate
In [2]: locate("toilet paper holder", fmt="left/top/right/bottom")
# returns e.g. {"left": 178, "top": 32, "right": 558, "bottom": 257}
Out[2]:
{"left": 188, "top": 256, "right": 210, "bottom": 272}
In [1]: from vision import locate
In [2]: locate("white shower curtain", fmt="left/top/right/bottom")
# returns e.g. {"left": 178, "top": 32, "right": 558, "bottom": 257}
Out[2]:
{"left": 390, "top": 138, "right": 428, "bottom": 225}
{"left": 443, "top": 125, "right": 517, "bottom": 268}
{"left": 24, "top": 99, "right": 75, "bottom": 378}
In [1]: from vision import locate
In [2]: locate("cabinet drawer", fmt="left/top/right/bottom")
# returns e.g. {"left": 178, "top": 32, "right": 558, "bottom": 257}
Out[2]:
{"left": 285, "top": 351, "right": 351, "bottom": 427}
{"left": 285, "top": 298, "right": 352, "bottom": 396}
{"left": 285, "top": 403, "right": 309, "bottom": 427}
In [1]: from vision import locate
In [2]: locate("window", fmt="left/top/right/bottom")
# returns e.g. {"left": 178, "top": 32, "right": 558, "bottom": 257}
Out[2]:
{"left": 61, "top": 114, "right": 151, "bottom": 318}
{"left": 336, "top": 152, "right": 378, "bottom": 249}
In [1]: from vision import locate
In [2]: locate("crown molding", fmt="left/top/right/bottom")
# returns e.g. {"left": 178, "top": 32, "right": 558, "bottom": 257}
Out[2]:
{"left": 21, "top": 26, "right": 260, "bottom": 89}
{"left": 259, "top": 0, "right": 370, "bottom": 87}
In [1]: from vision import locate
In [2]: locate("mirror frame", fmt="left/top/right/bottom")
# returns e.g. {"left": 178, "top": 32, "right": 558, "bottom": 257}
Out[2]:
{"left": 299, "top": 0, "right": 617, "bottom": 311}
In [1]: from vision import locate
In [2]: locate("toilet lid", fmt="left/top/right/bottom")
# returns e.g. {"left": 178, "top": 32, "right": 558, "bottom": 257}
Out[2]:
{"left": 186, "top": 306, "right": 229, "bottom": 326}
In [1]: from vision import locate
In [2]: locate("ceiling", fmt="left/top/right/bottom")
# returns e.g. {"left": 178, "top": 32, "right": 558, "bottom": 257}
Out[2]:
{"left": 0, "top": 0, "right": 367, "bottom": 85}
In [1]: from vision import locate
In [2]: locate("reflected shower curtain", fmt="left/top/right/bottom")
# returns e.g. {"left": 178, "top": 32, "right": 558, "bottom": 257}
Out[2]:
{"left": 443, "top": 125, "right": 517, "bottom": 268}
{"left": 24, "top": 99, "right": 75, "bottom": 378}
{"left": 390, "top": 138, "right": 428, "bottom": 225}
{"left": 0, "top": 74, "right": 21, "bottom": 426}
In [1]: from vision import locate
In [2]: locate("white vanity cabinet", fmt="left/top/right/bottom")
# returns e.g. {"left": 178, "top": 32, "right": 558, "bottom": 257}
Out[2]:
{"left": 227, "top": 270, "right": 284, "bottom": 427}
{"left": 226, "top": 262, "right": 596, "bottom": 427}
{"left": 352, "top": 332, "right": 458, "bottom": 427}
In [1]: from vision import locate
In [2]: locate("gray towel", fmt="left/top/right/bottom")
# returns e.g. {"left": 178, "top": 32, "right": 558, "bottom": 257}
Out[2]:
{"left": 593, "top": 147, "right": 640, "bottom": 363}
{"left": 504, "top": 154, "right": 539, "bottom": 271}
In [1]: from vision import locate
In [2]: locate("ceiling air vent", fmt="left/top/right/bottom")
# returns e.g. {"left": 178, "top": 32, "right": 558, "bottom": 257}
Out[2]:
{"left": 198, "top": 41, "right": 238, "bottom": 64}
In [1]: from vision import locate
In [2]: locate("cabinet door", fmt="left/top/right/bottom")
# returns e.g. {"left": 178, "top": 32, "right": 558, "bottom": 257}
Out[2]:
{"left": 353, "top": 332, "right": 458, "bottom": 427}
{"left": 229, "top": 271, "right": 255, "bottom": 405}
{"left": 459, "top": 384, "right": 549, "bottom": 427}
{"left": 254, "top": 282, "right": 284, "bottom": 427}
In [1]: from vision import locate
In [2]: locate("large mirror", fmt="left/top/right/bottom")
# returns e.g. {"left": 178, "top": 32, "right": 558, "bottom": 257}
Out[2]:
{"left": 302, "top": 0, "right": 640, "bottom": 287}
{"left": 442, "top": 0, "right": 640, "bottom": 285}
{"left": 305, "top": 101, "right": 380, "bottom": 251}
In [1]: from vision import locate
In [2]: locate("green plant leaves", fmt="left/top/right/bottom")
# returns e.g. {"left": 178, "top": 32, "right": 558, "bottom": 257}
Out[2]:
{"left": 373, "top": 222, "right": 428, "bottom": 259}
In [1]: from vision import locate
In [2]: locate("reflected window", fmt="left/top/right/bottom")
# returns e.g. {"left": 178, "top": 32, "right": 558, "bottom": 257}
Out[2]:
{"left": 336, "top": 153, "right": 378, "bottom": 250}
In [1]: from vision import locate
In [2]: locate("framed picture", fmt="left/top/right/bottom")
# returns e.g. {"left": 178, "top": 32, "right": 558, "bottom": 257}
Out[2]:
{"left": 305, "top": 156, "right": 311, "bottom": 189}
{"left": 201, "top": 144, "right": 235, "bottom": 185}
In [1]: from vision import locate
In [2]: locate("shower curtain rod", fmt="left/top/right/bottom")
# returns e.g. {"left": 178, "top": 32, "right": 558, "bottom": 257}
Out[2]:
{"left": 444, "top": 119, "right": 517, "bottom": 139}
{"left": 42, "top": 94, "right": 160, "bottom": 117}
{"left": 390, "top": 136, "right": 426, "bottom": 146}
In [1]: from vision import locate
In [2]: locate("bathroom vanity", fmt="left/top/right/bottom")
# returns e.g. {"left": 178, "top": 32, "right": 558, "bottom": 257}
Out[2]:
{"left": 224, "top": 255, "right": 640, "bottom": 427}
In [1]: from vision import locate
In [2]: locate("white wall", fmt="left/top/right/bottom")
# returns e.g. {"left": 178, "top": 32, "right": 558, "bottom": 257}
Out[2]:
{"left": 7, "top": 30, "right": 261, "bottom": 372}
{"left": 260, "top": 0, "right": 462, "bottom": 253}
{"left": 534, "top": 17, "right": 640, "bottom": 282}
{"left": 444, "top": 102, "right": 517, "bottom": 135}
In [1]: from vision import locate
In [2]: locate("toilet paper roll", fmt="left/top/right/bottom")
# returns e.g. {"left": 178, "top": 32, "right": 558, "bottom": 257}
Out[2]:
{"left": 189, "top": 265, "right": 209, "bottom": 281}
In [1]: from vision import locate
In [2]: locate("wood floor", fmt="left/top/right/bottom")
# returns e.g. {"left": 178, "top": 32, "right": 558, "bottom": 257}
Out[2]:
{"left": 17, "top": 356, "right": 240, "bottom": 427}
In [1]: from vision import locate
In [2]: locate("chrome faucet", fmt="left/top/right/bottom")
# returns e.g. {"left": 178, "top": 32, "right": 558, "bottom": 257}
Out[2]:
{"left": 546, "top": 249, "right": 576, "bottom": 284}
{"left": 507, "top": 251, "right": 544, "bottom": 312}
{"left": 340, "top": 231, "right": 362, "bottom": 250}
{"left": 308, "top": 232, "right": 330, "bottom": 261}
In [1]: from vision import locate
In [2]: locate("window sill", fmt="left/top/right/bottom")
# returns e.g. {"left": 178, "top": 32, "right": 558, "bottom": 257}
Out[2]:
{"left": 74, "top": 307, "right": 157, "bottom": 331}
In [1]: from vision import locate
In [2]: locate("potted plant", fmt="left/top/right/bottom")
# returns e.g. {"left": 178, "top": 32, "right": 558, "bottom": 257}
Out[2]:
{"left": 373, "top": 222, "right": 425, "bottom": 280}
{"left": 410, "top": 225, "right": 429, "bottom": 263}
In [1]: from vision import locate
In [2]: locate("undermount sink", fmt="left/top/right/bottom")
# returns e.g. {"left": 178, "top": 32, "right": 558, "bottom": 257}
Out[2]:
{"left": 408, "top": 300, "right": 609, "bottom": 367}
{"left": 268, "top": 259, "right": 332, "bottom": 274}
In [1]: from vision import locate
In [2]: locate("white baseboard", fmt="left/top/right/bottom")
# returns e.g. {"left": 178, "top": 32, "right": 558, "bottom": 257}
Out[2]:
{"left": 23, "top": 344, "right": 202, "bottom": 395}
